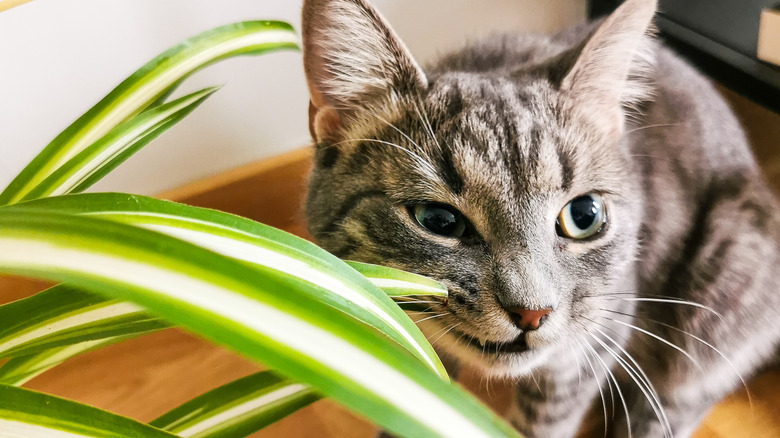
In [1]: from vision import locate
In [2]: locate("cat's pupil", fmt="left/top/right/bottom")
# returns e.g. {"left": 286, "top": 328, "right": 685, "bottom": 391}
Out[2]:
{"left": 413, "top": 203, "right": 466, "bottom": 238}
{"left": 569, "top": 195, "right": 599, "bottom": 230}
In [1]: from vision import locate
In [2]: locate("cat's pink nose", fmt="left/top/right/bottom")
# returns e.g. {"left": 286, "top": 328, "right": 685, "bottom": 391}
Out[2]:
{"left": 508, "top": 307, "right": 553, "bottom": 331}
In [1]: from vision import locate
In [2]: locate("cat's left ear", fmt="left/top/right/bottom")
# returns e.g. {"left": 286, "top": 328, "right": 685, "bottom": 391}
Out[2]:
{"left": 560, "top": 0, "right": 657, "bottom": 140}
{"left": 302, "top": 0, "right": 428, "bottom": 142}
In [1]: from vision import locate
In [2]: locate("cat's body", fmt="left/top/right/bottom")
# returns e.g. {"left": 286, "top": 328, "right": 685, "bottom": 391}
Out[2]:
{"left": 301, "top": 0, "right": 780, "bottom": 436}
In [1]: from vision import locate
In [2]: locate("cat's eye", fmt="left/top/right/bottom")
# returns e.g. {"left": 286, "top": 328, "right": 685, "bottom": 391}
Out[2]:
{"left": 412, "top": 203, "right": 468, "bottom": 238}
{"left": 557, "top": 194, "right": 606, "bottom": 239}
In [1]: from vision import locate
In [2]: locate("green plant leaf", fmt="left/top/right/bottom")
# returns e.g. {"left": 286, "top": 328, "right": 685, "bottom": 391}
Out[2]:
{"left": 0, "top": 284, "right": 168, "bottom": 358}
{"left": 0, "top": 336, "right": 132, "bottom": 386}
{"left": 347, "top": 261, "right": 448, "bottom": 298}
{"left": 152, "top": 371, "right": 319, "bottom": 438}
{"left": 8, "top": 193, "right": 447, "bottom": 378}
{"left": 0, "top": 20, "right": 298, "bottom": 205}
{"left": 0, "top": 210, "right": 520, "bottom": 438}
{"left": 0, "top": 267, "right": 439, "bottom": 361}
{"left": 2, "top": 353, "right": 317, "bottom": 436}
{"left": 0, "top": 249, "right": 443, "bottom": 383}
{"left": 23, "top": 87, "right": 218, "bottom": 200}
{"left": 0, "top": 384, "right": 176, "bottom": 437}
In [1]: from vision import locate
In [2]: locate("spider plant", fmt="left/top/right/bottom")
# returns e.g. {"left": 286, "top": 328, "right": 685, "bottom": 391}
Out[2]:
{"left": 0, "top": 15, "right": 522, "bottom": 438}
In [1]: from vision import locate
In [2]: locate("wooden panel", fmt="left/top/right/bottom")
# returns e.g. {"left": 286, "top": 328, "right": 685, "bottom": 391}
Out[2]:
{"left": 758, "top": 7, "right": 780, "bottom": 68}
{"left": 156, "top": 147, "right": 313, "bottom": 237}
{"left": 694, "top": 370, "right": 780, "bottom": 438}
{"left": 2, "top": 145, "right": 778, "bottom": 437}
{"left": 0, "top": 275, "right": 51, "bottom": 304}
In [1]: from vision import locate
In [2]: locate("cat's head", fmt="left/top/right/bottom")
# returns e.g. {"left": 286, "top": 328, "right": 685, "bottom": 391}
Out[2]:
{"left": 302, "top": 0, "right": 657, "bottom": 377}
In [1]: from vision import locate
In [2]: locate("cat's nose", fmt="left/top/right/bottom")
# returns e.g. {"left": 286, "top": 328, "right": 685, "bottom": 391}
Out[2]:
{"left": 507, "top": 306, "right": 553, "bottom": 331}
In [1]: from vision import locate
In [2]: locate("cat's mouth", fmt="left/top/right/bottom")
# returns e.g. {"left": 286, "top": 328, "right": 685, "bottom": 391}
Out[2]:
{"left": 452, "top": 329, "right": 529, "bottom": 355}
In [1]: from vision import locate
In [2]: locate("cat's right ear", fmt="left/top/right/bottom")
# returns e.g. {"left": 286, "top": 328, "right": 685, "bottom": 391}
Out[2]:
{"left": 302, "top": 0, "right": 427, "bottom": 142}
{"left": 559, "top": 0, "right": 657, "bottom": 141}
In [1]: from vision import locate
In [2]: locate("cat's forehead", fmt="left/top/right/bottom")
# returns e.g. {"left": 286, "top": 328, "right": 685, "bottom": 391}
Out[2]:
{"left": 396, "top": 72, "right": 573, "bottom": 197}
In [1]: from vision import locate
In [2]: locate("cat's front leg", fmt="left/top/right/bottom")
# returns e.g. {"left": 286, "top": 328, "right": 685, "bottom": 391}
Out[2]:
{"left": 612, "top": 390, "right": 712, "bottom": 438}
{"left": 613, "top": 180, "right": 780, "bottom": 438}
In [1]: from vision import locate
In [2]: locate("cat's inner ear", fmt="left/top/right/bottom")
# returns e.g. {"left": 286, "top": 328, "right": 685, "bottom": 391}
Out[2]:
{"left": 302, "top": 0, "right": 428, "bottom": 142}
{"left": 560, "top": 0, "right": 657, "bottom": 140}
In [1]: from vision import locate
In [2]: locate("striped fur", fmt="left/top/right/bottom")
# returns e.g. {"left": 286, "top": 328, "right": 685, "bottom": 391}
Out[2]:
{"left": 301, "top": 0, "right": 780, "bottom": 436}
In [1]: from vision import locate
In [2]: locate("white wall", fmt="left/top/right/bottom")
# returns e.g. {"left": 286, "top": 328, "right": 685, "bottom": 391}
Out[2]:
{"left": 0, "top": 0, "right": 586, "bottom": 195}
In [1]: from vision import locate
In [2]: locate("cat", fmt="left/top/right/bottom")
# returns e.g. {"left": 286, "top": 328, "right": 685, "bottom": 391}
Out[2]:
{"left": 300, "top": 0, "right": 780, "bottom": 436}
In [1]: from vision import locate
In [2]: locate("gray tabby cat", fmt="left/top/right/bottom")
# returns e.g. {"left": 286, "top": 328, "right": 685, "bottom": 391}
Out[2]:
{"left": 300, "top": 0, "right": 780, "bottom": 436}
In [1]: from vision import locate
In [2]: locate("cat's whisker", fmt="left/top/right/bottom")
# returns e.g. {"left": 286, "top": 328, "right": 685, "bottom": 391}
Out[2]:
{"left": 601, "top": 296, "right": 725, "bottom": 321}
{"left": 529, "top": 370, "right": 543, "bottom": 394}
{"left": 588, "top": 290, "right": 701, "bottom": 300}
{"left": 403, "top": 311, "right": 438, "bottom": 316}
{"left": 479, "top": 374, "right": 493, "bottom": 400}
{"left": 373, "top": 113, "right": 428, "bottom": 154}
{"left": 582, "top": 315, "right": 630, "bottom": 343}
{"left": 425, "top": 323, "right": 450, "bottom": 339}
{"left": 328, "top": 137, "right": 437, "bottom": 176}
{"left": 480, "top": 373, "right": 498, "bottom": 401}
{"left": 624, "top": 122, "right": 680, "bottom": 135}
{"left": 412, "top": 94, "right": 443, "bottom": 153}
{"left": 574, "top": 337, "right": 609, "bottom": 438}
{"left": 581, "top": 336, "right": 619, "bottom": 432}
{"left": 430, "top": 322, "right": 461, "bottom": 347}
{"left": 598, "top": 289, "right": 718, "bottom": 305}
{"left": 592, "top": 334, "right": 669, "bottom": 438}
{"left": 402, "top": 310, "right": 437, "bottom": 316}
{"left": 572, "top": 342, "right": 583, "bottom": 397}
{"left": 579, "top": 334, "right": 616, "bottom": 417}
{"left": 461, "top": 331, "right": 475, "bottom": 352}
{"left": 584, "top": 338, "right": 632, "bottom": 438}
{"left": 590, "top": 331, "right": 673, "bottom": 438}
{"left": 488, "top": 375, "right": 497, "bottom": 400}
{"left": 622, "top": 102, "right": 650, "bottom": 125}
{"left": 603, "top": 316, "right": 705, "bottom": 372}
{"left": 600, "top": 307, "right": 754, "bottom": 410}
{"left": 413, "top": 313, "right": 448, "bottom": 324}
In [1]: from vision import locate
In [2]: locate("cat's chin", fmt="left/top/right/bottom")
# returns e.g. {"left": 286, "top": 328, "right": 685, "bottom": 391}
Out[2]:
{"left": 435, "top": 328, "right": 553, "bottom": 378}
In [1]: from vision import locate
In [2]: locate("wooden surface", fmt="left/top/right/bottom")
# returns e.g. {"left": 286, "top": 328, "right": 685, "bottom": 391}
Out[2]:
{"left": 2, "top": 96, "right": 780, "bottom": 436}
{"left": 157, "top": 146, "right": 314, "bottom": 238}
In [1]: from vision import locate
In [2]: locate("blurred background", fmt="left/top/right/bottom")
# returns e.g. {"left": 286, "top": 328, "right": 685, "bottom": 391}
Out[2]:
{"left": 0, "top": 0, "right": 586, "bottom": 195}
